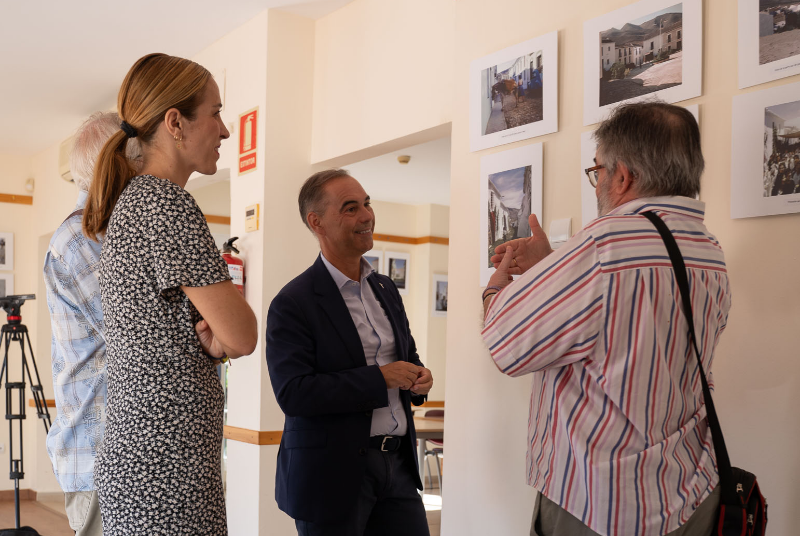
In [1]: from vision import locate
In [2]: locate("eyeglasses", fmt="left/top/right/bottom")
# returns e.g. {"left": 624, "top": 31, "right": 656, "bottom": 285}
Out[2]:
{"left": 584, "top": 164, "right": 604, "bottom": 188}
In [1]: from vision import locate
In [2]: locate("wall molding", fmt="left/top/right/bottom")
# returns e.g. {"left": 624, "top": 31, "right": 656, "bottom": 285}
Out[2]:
{"left": 0, "top": 193, "right": 33, "bottom": 205}
{"left": 205, "top": 214, "right": 231, "bottom": 225}
{"left": 223, "top": 425, "right": 282, "bottom": 445}
{"left": 373, "top": 233, "right": 449, "bottom": 246}
{"left": 28, "top": 399, "right": 56, "bottom": 408}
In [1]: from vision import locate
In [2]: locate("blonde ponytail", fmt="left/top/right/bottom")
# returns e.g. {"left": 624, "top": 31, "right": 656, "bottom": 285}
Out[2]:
{"left": 80, "top": 53, "right": 210, "bottom": 241}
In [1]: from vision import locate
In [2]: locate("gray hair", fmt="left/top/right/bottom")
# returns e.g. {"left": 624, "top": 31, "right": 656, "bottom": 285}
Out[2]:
{"left": 70, "top": 112, "right": 140, "bottom": 192}
{"left": 298, "top": 168, "right": 351, "bottom": 231}
{"left": 593, "top": 102, "right": 703, "bottom": 198}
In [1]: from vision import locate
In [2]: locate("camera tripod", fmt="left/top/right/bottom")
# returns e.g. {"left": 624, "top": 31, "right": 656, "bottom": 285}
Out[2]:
{"left": 0, "top": 295, "right": 51, "bottom": 531}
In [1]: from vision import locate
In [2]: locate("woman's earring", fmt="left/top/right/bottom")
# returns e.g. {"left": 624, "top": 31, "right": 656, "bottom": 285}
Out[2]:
{"left": 174, "top": 135, "right": 183, "bottom": 149}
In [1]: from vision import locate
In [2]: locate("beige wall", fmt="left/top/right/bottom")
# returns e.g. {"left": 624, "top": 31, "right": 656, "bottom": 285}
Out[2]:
{"left": 313, "top": 1, "right": 800, "bottom": 535}
{"left": 311, "top": 0, "right": 455, "bottom": 163}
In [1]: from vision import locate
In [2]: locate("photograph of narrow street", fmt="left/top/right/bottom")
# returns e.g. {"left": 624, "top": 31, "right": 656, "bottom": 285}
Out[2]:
{"left": 598, "top": 3, "right": 683, "bottom": 107}
{"left": 481, "top": 51, "right": 544, "bottom": 135}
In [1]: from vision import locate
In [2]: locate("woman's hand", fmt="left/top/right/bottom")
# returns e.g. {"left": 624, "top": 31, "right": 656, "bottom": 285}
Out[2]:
{"left": 195, "top": 319, "right": 225, "bottom": 359}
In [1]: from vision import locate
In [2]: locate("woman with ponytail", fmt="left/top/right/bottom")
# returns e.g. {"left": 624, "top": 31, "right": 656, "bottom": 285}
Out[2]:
{"left": 88, "top": 53, "right": 257, "bottom": 535}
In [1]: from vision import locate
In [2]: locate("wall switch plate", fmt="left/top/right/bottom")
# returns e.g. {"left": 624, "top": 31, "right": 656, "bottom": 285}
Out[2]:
{"left": 549, "top": 218, "right": 572, "bottom": 249}
{"left": 245, "top": 204, "right": 259, "bottom": 233}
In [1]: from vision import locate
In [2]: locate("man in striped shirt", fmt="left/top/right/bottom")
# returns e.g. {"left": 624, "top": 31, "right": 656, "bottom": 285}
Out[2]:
{"left": 482, "top": 103, "right": 731, "bottom": 536}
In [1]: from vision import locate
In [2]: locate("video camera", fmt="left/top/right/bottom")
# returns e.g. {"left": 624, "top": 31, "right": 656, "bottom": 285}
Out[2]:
{"left": 0, "top": 295, "right": 35, "bottom": 325}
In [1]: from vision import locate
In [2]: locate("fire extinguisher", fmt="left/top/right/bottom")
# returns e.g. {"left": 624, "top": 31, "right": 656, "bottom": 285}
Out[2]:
{"left": 221, "top": 237, "right": 245, "bottom": 296}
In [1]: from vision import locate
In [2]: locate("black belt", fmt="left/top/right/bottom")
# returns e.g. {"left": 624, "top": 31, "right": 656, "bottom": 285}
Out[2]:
{"left": 368, "top": 434, "right": 403, "bottom": 452}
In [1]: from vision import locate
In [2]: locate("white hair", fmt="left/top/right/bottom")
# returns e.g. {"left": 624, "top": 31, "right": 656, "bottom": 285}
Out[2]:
{"left": 69, "top": 112, "right": 140, "bottom": 192}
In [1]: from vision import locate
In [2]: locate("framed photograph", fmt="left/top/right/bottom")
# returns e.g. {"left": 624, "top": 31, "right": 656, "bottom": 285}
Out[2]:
{"left": 480, "top": 143, "right": 543, "bottom": 286}
{"left": 431, "top": 274, "right": 448, "bottom": 317}
{"left": 0, "top": 232, "right": 13, "bottom": 271}
{"left": 732, "top": 80, "right": 800, "bottom": 218}
{"left": 583, "top": 0, "right": 702, "bottom": 126}
{"left": 384, "top": 252, "right": 411, "bottom": 296}
{"left": 0, "top": 274, "right": 13, "bottom": 298}
{"left": 470, "top": 31, "right": 558, "bottom": 152}
{"left": 363, "top": 249, "right": 384, "bottom": 274}
{"left": 738, "top": 0, "right": 800, "bottom": 89}
{"left": 579, "top": 104, "right": 699, "bottom": 227}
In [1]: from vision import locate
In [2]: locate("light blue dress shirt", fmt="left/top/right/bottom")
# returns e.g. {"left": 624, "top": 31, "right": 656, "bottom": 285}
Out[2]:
{"left": 321, "top": 254, "right": 408, "bottom": 437}
{"left": 43, "top": 190, "right": 106, "bottom": 492}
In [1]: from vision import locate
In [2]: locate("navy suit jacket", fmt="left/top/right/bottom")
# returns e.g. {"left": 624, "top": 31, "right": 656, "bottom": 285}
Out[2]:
{"left": 266, "top": 255, "right": 426, "bottom": 524}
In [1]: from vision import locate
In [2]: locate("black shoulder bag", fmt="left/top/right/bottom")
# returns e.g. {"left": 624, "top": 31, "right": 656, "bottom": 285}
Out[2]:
{"left": 642, "top": 211, "right": 767, "bottom": 536}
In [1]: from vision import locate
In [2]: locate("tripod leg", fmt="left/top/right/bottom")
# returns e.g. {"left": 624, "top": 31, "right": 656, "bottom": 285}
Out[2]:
{"left": 22, "top": 330, "right": 51, "bottom": 432}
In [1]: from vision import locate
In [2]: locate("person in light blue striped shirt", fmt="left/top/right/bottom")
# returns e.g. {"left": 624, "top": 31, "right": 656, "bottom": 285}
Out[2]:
{"left": 43, "top": 112, "right": 139, "bottom": 536}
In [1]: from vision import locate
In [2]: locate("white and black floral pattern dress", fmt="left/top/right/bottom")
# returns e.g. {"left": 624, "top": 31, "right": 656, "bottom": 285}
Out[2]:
{"left": 96, "top": 174, "right": 231, "bottom": 535}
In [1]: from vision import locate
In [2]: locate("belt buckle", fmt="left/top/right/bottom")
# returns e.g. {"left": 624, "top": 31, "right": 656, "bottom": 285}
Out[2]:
{"left": 381, "top": 436, "right": 392, "bottom": 452}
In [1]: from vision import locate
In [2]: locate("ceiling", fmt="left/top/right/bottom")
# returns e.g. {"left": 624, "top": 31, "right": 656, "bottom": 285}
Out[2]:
{"left": 345, "top": 136, "right": 451, "bottom": 207}
{"left": 0, "top": 0, "right": 352, "bottom": 156}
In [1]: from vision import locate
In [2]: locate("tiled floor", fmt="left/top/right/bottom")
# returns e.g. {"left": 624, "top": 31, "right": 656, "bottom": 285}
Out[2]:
{"left": 423, "top": 486, "right": 443, "bottom": 536}
{"left": 0, "top": 499, "right": 72, "bottom": 536}
{"left": 0, "top": 491, "right": 444, "bottom": 535}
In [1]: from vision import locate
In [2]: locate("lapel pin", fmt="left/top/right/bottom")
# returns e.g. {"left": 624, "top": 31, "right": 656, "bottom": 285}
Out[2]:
{"left": 379, "top": 283, "right": 384, "bottom": 288}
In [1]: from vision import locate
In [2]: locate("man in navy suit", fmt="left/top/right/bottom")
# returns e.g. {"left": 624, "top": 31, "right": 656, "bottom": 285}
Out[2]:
{"left": 266, "top": 169, "right": 433, "bottom": 536}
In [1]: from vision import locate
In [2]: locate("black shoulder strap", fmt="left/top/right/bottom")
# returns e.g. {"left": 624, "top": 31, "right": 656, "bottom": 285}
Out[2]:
{"left": 641, "top": 210, "right": 736, "bottom": 505}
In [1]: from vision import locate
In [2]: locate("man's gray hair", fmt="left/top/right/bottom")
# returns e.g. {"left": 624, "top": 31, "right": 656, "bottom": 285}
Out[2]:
{"left": 70, "top": 112, "right": 140, "bottom": 192}
{"left": 298, "top": 168, "right": 351, "bottom": 231}
{"left": 593, "top": 102, "right": 703, "bottom": 198}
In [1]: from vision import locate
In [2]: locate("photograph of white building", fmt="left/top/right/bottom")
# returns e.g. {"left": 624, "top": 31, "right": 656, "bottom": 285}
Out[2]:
{"left": 598, "top": 3, "right": 683, "bottom": 107}
{"left": 763, "top": 99, "right": 800, "bottom": 196}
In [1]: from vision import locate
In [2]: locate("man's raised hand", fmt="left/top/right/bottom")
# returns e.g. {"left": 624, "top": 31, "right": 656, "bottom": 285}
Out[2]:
{"left": 490, "top": 214, "right": 553, "bottom": 275}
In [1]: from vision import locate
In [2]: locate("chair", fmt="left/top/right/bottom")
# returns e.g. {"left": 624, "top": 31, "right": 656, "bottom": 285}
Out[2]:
{"left": 422, "top": 409, "right": 444, "bottom": 491}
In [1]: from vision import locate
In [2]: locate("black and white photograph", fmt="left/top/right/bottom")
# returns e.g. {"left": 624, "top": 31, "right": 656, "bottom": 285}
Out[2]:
{"left": 470, "top": 31, "right": 558, "bottom": 151}
{"left": 0, "top": 232, "right": 13, "bottom": 271}
{"left": 384, "top": 252, "right": 410, "bottom": 296}
{"left": 598, "top": 4, "right": 683, "bottom": 107}
{"left": 481, "top": 51, "right": 544, "bottom": 136}
{"left": 432, "top": 274, "right": 448, "bottom": 317}
{"left": 0, "top": 274, "right": 12, "bottom": 298}
{"left": 759, "top": 1, "right": 800, "bottom": 65}
{"left": 732, "top": 79, "right": 800, "bottom": 218}
{"left": 364, "top": 249, "right": 383, "bottom": 274}
{"left": 480, "top": 143, "right": 543, "bottom": 285}
{"left": 763, "top": 99, "right": 800, "bottom": 196}
{"left": 738, "top": 0, "right": 800, "bottom": 88}
{"left": 583, "top": 0, "right": 701, "bottom": 125}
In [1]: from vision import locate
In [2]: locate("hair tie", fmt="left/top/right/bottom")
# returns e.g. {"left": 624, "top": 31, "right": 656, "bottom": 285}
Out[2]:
{"left": 120, "top": 121, "right": 138, "bottom": 139}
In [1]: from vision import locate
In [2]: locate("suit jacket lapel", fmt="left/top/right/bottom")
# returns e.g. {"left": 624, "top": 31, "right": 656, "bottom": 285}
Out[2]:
{"left": 312, "top": 256, "right": 367, "bottom": 367}
{"left": 366, "top": 273, "right": 408, "bottom": 362}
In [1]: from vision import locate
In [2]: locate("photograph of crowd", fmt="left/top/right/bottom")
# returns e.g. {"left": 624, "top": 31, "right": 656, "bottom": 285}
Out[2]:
{"left": 598, "top": 3, "right": 683, "bottom": 107}
{"left": 763, "top": 98, "right": 800, "bottom": 196}
{"left": 487, "top": 165, "right": 533, "bottom": 268}
{"left": 759, "top": 1, "right": 800, "bottom": 65}
{"left": 481, "top": 50, "right": 544, "bottom": 136}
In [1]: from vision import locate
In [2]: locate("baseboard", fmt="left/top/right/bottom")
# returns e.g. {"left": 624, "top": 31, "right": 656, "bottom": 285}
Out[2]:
{"left": 0, "top": 489, "right": 35, "bottom": 501}
{"left": 33, "top": 491, "right": 64, "bottom": 503}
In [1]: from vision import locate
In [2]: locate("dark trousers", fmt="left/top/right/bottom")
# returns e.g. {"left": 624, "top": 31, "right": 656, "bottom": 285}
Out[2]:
{"left": 295, "top": 444, "right": 430, "bottom": 536}
{"left": 531, "top": 486, "right": 721, "bottom": 536}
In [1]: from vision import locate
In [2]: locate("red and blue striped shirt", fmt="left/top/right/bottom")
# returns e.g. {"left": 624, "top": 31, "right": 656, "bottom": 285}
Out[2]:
{"left": 483, "top": 197, "right": 731, "bottom": 536}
